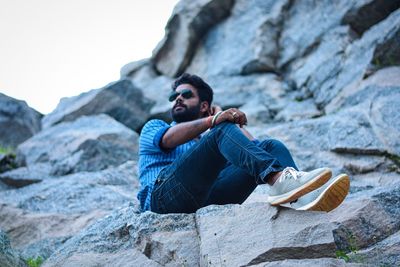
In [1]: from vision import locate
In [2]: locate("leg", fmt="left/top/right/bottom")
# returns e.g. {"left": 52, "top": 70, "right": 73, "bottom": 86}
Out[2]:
{"left": 151, "top": 123, "right": 285, "bottom": 214}
{"left": 205, "top": 139, "right": 298, "bottom": 205}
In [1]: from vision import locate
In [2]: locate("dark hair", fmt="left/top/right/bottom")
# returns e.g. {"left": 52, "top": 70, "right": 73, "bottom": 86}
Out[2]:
{"left": 172, "top": 73, "right": 213, "bottom": 105}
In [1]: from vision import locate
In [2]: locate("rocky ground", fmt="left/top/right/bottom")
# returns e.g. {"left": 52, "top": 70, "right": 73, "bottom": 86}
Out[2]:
{"left": 1, "top": 0, "right": 399, "bottom": 266}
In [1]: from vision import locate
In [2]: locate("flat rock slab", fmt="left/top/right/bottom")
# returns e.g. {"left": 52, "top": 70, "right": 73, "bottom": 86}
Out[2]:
{"left": 42, "top": 79, "right": 154, "bottom": 132}
{"left": 17, "top": 114, "right": 138, "bottom": 176}
{"left": 44, "top": 205, "right": 200, "bottom": 267}
{"left": 196, "top": 203, "right": 337, "bottom": 267}
{"left": 0, "top": 161, "right": 139, "bottom": 214}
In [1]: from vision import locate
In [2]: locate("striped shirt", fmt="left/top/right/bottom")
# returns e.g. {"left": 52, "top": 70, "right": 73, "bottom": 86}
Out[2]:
{"left": 137, "top": 119, "right": 197, "bottom": 211}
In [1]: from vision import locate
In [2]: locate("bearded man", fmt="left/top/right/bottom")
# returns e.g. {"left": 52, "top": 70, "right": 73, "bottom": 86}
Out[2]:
{"left": 137, "top": 73, "right": 349, "bottom": 214}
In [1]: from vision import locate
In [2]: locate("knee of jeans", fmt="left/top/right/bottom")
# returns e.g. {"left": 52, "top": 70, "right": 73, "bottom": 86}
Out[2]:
{"left": 259, "top": 139, "right": 287, "bottom": 151}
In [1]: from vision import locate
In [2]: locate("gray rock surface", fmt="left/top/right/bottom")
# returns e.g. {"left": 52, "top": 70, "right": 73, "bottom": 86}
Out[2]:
{"left": 348, "top": 230, "right": 400, "bottom": 266}
{"left": 42, "top": 79, "right": 154, "bottom": 132}
{"left": 17, "top": 114, "right": 138, "bottom": 176}
{"left": 0, "top": 230, "right": 27, "bottom": 267}
{"left": 1, "top": 0, "right": 400, "bottom": 266}
{"left": 0, "top": 161, "right": 139, "bottom": 214}
{"left": 187, "top": 0, "right": 289, "bottom": 76}
{"left": 0, "top": 93, "right": 41, "bottom": 148}
{"left": 152, "top": 0, "right": 234, "bottom": 77}
{"left": 44, "top": 204, "right": 200, "bottom": 267}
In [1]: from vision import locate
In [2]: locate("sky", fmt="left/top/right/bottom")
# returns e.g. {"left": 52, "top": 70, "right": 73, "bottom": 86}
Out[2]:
{"left": 0, "top": 0, "right": 179, "bottom": 114}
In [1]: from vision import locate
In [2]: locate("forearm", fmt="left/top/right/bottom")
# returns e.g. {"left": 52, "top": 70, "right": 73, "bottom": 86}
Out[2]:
{"left": 161, "top": 117, "right": 212, "bottom": 149}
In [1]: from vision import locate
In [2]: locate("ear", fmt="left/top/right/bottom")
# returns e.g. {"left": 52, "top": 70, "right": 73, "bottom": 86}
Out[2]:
{"left": 200, "top": 101, "right": 210, "bottom": 114}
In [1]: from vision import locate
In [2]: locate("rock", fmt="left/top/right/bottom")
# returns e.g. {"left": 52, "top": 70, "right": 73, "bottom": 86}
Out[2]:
{"left": 196, "top": 203, "right": 338, "bottom": 266}
{"left": 348, "top": 230, "right": 400, "bottom": 266}
{"left": 287, "top": 26, "right": 352, "bottom": 93}
{"left": 209, "top": 73, "right": 286, "bottom": 109}
{"left": 0, "top": 153, "right": 17, "bottom": 174}
{"left": 278, "top": 0, "right": 369, "bottom": 68}
{"left": 274, "top": 98, "right": 322, "bottom": 122}
{"left": 251, "top": 110, "right": 391, "bottom": 174}
{"left": 0, "top": 93, "right": 41, "bottom": 148}
{"left": 186, "top": 0, "right": 289, "bottom": 76}
{"left": 17, "top": 115, "right": 139, "bottom": 176}
{"left": 342, "top": 0, "right": 400, "bottom": 36}
{"left": 0, "top": 230, "right": 27, "bottom": 267}
{"left": 326, "top": 66, "right": 400, "bottom": 113}
{"left": 253, "top": 258, "right": 367, "bottom": 267}
{"left": 309, "top": 9, "right": 400, "bottom": 108}
{"left": 368, "top": 87, "right": 400, "bottom": 156}
{"left": 152, "top": 0, "right": 234, "bottom": 77}
{"left": 44, "top": 204, "right": 200, "bottom": 267}
{"left": 0, "top": 163, "right": 52, "bottom": 188}
{"left": 42, "top": 80, "right": 154, "bottom": 132}
{"left": 127, "top": 63, "right": 174, "bottom": 121}
{"left": 0, "top": 203, "right": 107, "bottom": 260}
{"left": 0, "top": 161, "right": 139, "bottom": 214}
{"left": 120, "top": 58, "right": 149, "bottom": 78}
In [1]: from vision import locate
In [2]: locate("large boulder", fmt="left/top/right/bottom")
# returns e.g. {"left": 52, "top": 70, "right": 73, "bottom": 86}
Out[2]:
{"left": 42, "top": 79, "right": 154, "bottom": 132}
{"left": 0, "top": 161, "right": 139, "bottom": 260}
{"left": 305, "top": 8, "right": 400, "bottom": 108}
{"left": 0, "top": 93, "right": 41, "bottom": 148}
{"left": 44, "top": 205, "right": 200, "bottom": 267}
{"left": 186, "top": 0, "right": 289, "bottom": 77}
{"left": 16, "top": 114, "right": 138, "bottom": 176}
{"left": 0, "top": 161, "right": 139, "bottom": 215}
{"left": 152, "top": 0, "right": 234, "bottom": 77}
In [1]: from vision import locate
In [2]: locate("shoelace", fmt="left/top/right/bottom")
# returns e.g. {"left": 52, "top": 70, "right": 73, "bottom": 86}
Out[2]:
{"left": 279, "top": 167, "right": 306, "bottom": 182}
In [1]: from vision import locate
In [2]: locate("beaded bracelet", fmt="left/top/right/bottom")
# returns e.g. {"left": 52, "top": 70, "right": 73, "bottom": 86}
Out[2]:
{"left": 211, "top": 111, "right": 223, "bottom": 128}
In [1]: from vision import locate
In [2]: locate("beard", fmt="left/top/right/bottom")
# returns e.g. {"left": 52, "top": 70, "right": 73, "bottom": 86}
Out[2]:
{"left": 171, "top": 102, "right": 202, "bottom": 123}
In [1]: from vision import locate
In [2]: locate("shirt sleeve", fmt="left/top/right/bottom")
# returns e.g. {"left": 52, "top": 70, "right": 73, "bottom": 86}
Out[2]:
{"left": 139, "top": 119, "right": 171, "bottom": 154}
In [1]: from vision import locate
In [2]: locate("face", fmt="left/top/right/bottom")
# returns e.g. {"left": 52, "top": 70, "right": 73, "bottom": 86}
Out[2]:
{"left": 170, "top": 84, "right": 209, "bottom": 123}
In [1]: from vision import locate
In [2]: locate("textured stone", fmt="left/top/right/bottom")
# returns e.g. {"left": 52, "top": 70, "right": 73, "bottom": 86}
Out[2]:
{"left": 348, "top": 230, "right": 400, "bottom": 266}
{"left": 17, "top": 115, "right": 138, "bottom": 176}
{"left": 152, "top": 0, "right": 234, "bottom": 77}
{"left": 0, "top": 163, "right": 52, "bottom": 188}
{"left": 278, "top": 0, "right": 366, "bottom": 68}
{"left": 0, "top": 93, "right": 42, "bottom": 148}
{"left": 310, "top": 9, "right": 400, "bottom": 108}
{"left": 342, "top": 0, "right": 400, "bottom": 36}
{"left": 253, "top": 258, "right": 367, "bottom": 267}
{"left": 127, "top": 63, "right": 174, "bottom": 121}
{"left": 0, "top": 161, "right": 139, "bottom": 214}
{"left": 326, "top": 66, "right": 400, "bottom": 113}
{"left": 0, "top": 203, "right": 106, "bottom": 260}
{"left": 0, "top": 230, "right": 27, "bottom": 267}
{"left": 42, "top": 79, "right": 154, "bottom": 132}
{"left": 196, "top": 203, "right": 337, "bottom": 266}
{"left": 0, "top": 153, "right": 17, "bottom": 174}
{"left": 44, "top": 205, "right": 200, "bottom": 267}
{"left": 187, "top": 0, "right": 289, "bottom": 76}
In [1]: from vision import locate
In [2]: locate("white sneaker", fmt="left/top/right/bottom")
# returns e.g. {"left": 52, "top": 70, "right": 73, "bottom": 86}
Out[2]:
{"left": 267, "top": 167, "right": 332, "bottom": 205}
{"left": 281, "top": 174, "right": 350, "bottom": 212}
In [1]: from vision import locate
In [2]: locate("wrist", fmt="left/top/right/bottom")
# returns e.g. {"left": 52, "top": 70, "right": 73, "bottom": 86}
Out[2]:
{"left": 211, "top": 111, "right": 223, "bottom": 128}
{"left": 206, "top": 116, "right": 213, "bottom": 128}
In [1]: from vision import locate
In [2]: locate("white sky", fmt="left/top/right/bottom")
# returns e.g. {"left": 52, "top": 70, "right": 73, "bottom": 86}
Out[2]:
{"left": 0, "top": 0, "right": 179, "bottom": 114}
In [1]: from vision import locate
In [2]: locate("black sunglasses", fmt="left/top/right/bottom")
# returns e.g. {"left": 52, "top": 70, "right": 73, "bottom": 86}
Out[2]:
{"left": 168, "top": 88, "right": 194, "bottom": 102}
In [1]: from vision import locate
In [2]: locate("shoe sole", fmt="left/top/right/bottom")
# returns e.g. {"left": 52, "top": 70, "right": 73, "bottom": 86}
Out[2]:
{"left": 297, "top": 174, "right": 350, "bottom": 212}
{"left": 267, "top": 169, "right": 332, "bottom": 205}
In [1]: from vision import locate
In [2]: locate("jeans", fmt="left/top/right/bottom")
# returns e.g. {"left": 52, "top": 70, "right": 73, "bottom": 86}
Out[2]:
{"left": 151, "top": 122, "right": 298, "bottom": 214}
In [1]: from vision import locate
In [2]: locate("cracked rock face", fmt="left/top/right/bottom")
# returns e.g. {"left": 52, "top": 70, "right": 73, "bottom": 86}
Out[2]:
{"left": 0, "top": 0, "right": 399, "bottom": 266}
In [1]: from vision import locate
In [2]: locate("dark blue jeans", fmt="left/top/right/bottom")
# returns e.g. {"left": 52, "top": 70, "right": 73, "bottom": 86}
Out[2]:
{"left": 151, "top": 122, "right": 298, "bottom": 214}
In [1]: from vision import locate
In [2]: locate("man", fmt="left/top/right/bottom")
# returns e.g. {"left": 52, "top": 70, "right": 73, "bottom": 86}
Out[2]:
{"left": 138, "top": 73, "right": 349, "bottom": 214}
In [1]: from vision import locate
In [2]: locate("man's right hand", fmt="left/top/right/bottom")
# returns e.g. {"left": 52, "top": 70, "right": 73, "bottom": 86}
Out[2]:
{"left": 215, "top": 108, "right": 247, "bottom": 128}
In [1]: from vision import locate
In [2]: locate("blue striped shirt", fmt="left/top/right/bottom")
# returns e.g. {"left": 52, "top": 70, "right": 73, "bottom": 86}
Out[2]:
{"left": 137, "top": 119, "right": 197, "bottom": 211}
